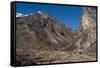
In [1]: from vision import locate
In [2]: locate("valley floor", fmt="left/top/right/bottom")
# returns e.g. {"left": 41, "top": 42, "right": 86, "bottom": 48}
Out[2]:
{"left": 16, "top": 49, "right": 96, "bottom": 66}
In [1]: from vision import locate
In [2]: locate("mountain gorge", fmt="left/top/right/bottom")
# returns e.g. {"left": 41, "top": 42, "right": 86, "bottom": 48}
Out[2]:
{"left": 16, "top": 7, "right": 97, "bottom": 65}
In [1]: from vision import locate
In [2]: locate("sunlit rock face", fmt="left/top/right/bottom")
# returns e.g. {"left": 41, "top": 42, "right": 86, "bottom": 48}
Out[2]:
{"left": 81, "top": 8, "right": 89, "bottom": 31}
{"left": 76, "top": 7, "right": 97, "bottom": 55}
{"left": 81, "top": 7, "right": 96, "bottom": 32}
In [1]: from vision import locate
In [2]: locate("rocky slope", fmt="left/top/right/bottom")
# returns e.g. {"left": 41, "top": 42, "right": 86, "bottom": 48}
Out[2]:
{"left": 16, "top": 7, "right": 97, "bottom": 66}
{"left": 16, "top": 12, "right": 76, "bottom": 51}
{"left": 76, "top": 7, "right": 97, "bottom": 56}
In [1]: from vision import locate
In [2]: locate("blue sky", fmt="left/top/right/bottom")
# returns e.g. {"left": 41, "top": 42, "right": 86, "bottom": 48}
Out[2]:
{"left": 16, "top": 3, "right": 83, "bottom": 30}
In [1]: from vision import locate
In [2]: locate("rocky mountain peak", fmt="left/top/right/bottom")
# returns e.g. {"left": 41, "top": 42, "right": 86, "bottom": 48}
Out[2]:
{"left": 16, "top": 11, "right": 76, "bottom": 51}
{"left": 76, "top": 7, "right": 97, "bottom": 56}
{"left": 80, "top": 7, "right": 96, "bottom": 32}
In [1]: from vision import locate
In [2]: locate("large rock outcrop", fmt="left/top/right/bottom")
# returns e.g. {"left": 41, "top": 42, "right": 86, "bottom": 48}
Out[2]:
{"left": 76, "top": 7, "right": 97, "bottom": 56}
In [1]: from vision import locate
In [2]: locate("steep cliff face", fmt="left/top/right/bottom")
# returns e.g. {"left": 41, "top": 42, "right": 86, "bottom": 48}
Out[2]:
{"left": 76, "top": 7, "right": 97, "bottom": 55}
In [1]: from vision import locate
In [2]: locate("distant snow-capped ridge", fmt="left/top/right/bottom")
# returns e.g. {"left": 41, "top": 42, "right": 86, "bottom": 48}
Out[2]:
{"left": 37, "top": 11, "right": 42, "bottom": 14}
{"left": 16, "top": 11, "right": 43, "bottom": 18}
{"left": 16, "top": 13, "right": 29, "bottom": 17}
{"left": 16, "top": 13, "right": 23, "bottom": 17}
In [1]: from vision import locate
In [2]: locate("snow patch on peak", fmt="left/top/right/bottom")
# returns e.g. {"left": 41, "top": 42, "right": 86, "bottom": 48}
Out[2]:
{"left": 16, "top": 13, "right": 24, "bottom": 17}
{"left": 37, "top": 11, "right": 42, "bottom": 14}
{"left": 16, "top": 13, "right": 29, "bottom": 17}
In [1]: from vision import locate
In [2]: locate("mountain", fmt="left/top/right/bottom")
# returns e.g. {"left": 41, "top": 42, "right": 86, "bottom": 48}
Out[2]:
{"left": 76, "top": 7, "right": 97, "bottom": 56}
{"left": 16, "top": 11, "right": 76, "bottom": 51}
{"left": 16, "top": 8, "right": 97, "bottom": 65}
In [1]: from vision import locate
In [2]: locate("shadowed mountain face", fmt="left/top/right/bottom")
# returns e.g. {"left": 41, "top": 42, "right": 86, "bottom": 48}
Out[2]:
{"left": 16, "top": 7, "right": 97, "bottom": 66}
{"left": 16, "top": 12, "right": 76, "bottom": 51}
